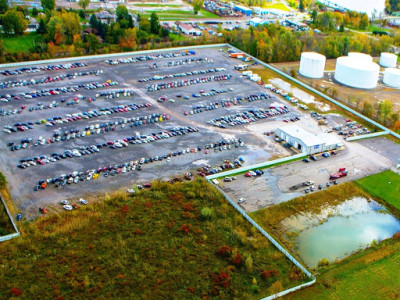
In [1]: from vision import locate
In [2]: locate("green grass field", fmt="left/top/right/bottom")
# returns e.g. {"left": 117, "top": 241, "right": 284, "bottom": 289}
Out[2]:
{"left": 357, "top": 170, "right": 400, "bottom": 211}
{"left": 0, "top": 199, "right": 14, "bottom": 236}
{"left": 1, "top": 32, "right": 39, "bottom": 53}
{"left": 262, "top": 2, "right": 291, "bottom": 11}
{"left": 0, "top": 179, "right": 307, "bottom": 298}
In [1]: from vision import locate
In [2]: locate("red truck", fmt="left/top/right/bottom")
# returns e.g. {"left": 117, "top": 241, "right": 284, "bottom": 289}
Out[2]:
{"left": 330, "top": 168, "right": 348, "bottom": 180}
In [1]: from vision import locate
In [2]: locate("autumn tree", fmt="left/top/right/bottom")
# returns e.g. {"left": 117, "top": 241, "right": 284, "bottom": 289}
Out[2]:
{"left": 192, "top": 0, "right": 204, "bottom": 15}
{"left": 61, "top": 11, "right": 81, "bottom": 44}
{"left": 0, "top": 39, "right": 5, "bottom": 63}
{"left": 85, "top": 33, "right": 99, "bottom": 54}
{"left": 119, "top": 28, "right": 137, "bottom": 50}
{"left": 359, "top": 13, "right": 369, "bottom": 30}
{"left": 78, "top": 0, "right": 89, "bottom": 11}
{"left": 41, "top": 0, "right": 55, "bottom": 11}
{"left": 2, "top": 10, "right": 28, "bottom": 35}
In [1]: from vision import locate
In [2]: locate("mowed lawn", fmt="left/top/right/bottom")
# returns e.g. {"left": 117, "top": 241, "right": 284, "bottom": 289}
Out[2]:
{"left": 0, "top": 179, "right": 307, "bottom": 299}
{"left": 1, "top": 33, "right": 39, "bottom": 53}
{"left": 357, "top": 170, "right": 400, "bottom": 211}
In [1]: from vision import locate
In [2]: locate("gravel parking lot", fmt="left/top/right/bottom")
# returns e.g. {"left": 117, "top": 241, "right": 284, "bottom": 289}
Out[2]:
{"left": 0, "top": 46, "right": 299, "bottom": 217}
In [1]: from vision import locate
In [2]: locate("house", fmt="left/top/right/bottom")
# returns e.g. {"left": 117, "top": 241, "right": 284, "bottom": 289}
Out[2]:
{"left": 26, "top": 18, "right": 39, "bottom": 33}
{"left": 96, "top": 11, "right": 116, "bottom": 24}
{"left": 233, "top": 5, "right": 253, "bottom": 16}
{"left": 249, "top": 17, "right": 267, "bottom": 27}
{"left": 277, "top": 125, "right": 342, "bottom": 154}
{"left": 175, "top": 22, "right": 202, "bottom": 36}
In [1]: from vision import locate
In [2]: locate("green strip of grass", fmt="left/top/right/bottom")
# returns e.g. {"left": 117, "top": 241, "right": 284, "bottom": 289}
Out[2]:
{"left": 356, "top": 170, "right": 400, "bottom": 211}
{"left": 133, "top": 3, "right": 182, "bottom": 7}
{"left": 1, "top": 32, "right": 39, "bottom": 53}
{"left": 0, "top": 179, "right": 307, "bottom": 298}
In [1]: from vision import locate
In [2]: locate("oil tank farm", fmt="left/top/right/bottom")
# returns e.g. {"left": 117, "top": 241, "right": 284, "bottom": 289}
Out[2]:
{"left": 334, "top": 54, "right": 380, "bottom": 89}
{"left": 380, "top": 52, "right": 398, "bottom": 68}
{"left": 299, "top": 52, "right": 326, "bottom": 78}
{"left": 383, "top": 68, "right": 400, "bottom": 88}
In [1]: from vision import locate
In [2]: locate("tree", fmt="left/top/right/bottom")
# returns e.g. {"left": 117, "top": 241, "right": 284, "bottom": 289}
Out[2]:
{"left": 41, "top": 0, "right": 55, "bottom": 11}
{"left": 311, "top": 9, "right": 318, "bottom": 24}
{"left": 139, "top": 19, "right": 151, "bottom": 33}
{"left": 150, "top": 12, "right": 160, "bottom": 35}
{"left": 299, "top": 0, "right": 304, "bottom": 12}
{"left": 0, "top": 0, "right": 8, "bottom": 14}
{"left": 362, "top": 101, "right": 373, "bottom": 118}
{"left": 0, "top": 39, "right": 5, "bottom": 63}
{"left": 78, "top": 0, "right": 90, "bottom": 11}
{"left": 61, "top": 11, "right": 81, "bottom": 44}
{"left": 2, "top": 10, "right": 28, "bottom": 35}
{"left": 116, "top": 4, "right": 129, "bottom": 22}
{"left": 360, "top": 13, "right": 369, "bottom": 29}
{"left": 119, "top": 27, "right": 137, "bottom": 50}
{"left": 86, "top": 33, "right": 99, "bottom": 54}
{"left": 32, "top": 7, "right": 39, "bottom": 17}
{"left": 192, "top": 0, "right": 204, "bottom": 15}
{"left": 37, "top": 18, "right": 47, "bottom": 34}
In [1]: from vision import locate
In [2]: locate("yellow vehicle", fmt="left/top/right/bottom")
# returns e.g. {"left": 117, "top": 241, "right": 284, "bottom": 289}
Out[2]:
{"left": 93, "top": 173, "right": 99, "bottom": 180}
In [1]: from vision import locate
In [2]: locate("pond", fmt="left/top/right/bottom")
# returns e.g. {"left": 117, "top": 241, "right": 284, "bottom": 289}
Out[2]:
{"left": 283, "top": 197, "right": 400, "bottom": 268}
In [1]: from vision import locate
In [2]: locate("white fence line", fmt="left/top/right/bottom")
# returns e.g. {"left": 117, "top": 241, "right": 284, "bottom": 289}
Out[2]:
{"left": 207, "top": 180, "right": 315, "bottom": 299}
{"left": 206, "top": 153, "right": 306, "bottom": 180}
{"left": 0, "top": 194, "right": 20, "bottom": 243}
{"left": 346, "top": 131, "right": 390, "bottom": 141}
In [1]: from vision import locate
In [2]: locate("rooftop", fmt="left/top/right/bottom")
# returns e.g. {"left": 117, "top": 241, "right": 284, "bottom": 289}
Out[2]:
{"left": 279, "top": 125, "right": 341, "bottom": 147}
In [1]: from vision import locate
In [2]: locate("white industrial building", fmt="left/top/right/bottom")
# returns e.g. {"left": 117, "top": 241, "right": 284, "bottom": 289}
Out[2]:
{"left": 383, "top": 68, "right": 400, "bottom": 88}
{"left": 277, "top": 125, "right": 343, "bottom": 155}
{"left": 299, "top": 52, "right": 326, "bottom": 79}
{"left": 380, "top": 52, "right": 398, "bottom": 68}
{"left": 334, "top": 54, "right": 380, "bottom": 89}
{"left": 249, "top": 17, "right": 267, "bottom": 27}
{"left": 176, "top": 22, "right": 202, "bottom": 36}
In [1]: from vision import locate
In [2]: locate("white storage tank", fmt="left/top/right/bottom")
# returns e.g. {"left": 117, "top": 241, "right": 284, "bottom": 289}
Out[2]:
{"left": 348, "top": 52, "right": 373, "bottom": 63}
{"left": 380, "top": 53, "right": 397, "bottom": 68}
{"left": 383, "top": 68, "right": 400, "bottom": 88}
{"left": 334, "top": 56, "right": 380, "bottom": 89}
{"left": 299, "top": 52, "right": 326, "bottom": 78}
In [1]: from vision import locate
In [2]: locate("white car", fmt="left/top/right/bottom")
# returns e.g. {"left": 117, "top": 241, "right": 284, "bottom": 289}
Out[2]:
{"left": 60, "top": 199, "right": 69, "bottom": 205}
{"left": 127, "top": 189, "right": 135, "bottom": 194}
{"left": 79, "top": 198, "right": 88, "bottom": 205}
{"left": 63, "top": 205, "right": 73, "bottom": 211}
{"left": 238, "top": 198, "right": 246, "bottom": 204}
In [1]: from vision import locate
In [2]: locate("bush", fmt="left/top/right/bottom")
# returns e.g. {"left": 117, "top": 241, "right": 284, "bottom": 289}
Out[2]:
{"left": 245, "top": 254, "right": 253, "bottom": 272}
{"left": 0, "top": 172, "right": 7, "bottom": 189}
{"left": 251, "top": 284, "right": 259, "bottom": 294}
{"left": 217, "top": 245, "right": 232, "bottom": 257}
{"left": 232, "top": 251, "right": 243, "bottom": 266}
{"left": 200, "top": 207, "right": 213, "bottom": 220}
{"left": 318, "top": 257, "right": 330, "bottom": 267}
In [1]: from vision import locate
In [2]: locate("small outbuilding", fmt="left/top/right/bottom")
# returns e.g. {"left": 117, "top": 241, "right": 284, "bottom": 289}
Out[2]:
{"left": 277, "top": 125, "right": 342, "bottom": 154}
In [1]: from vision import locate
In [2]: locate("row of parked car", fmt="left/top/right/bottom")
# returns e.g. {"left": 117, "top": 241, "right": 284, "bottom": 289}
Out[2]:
{"left": 0, "top": 70, "right": 103, "bottom": 89}
{"left": 104, "top": 51, "right": 195, "bottom": 65}
{"left": 189, "top": 87, "right": 233, "bottom": 98}
{"left": 197, "top": 157, "right": 245, "bottom": 177}
{"left": 3, "top": 102, "right": 152, "bottom": 136}
{"left": 147, "top": 74, "right": 232, "bottom": 92}
{"left": 207, "top": 107, "right": 290, "bottom": 128}
{"left": 18, "top": 126, "right": 194, "bottom": 170}
{"left": 265, "top": 84, "right": 309, "bottom": 111}
{"left": 164, "top": 57, "right": 213, "bottom": 67}
{"left": 33, "top": 126, "right": 200, "bottom": 190}
{"left": 0, "top": 62, "right": 88, "bottom": 76}
{"left": 13, "top": 112, "right": 167, "bottom": 152}
{"left": 138, "top": 68, "right": 226, "bottom": 82}
{"left": 95, "top": 89, "right": 135, "bottom": 99}
{"left": 186, "top": 92, "right": 272, "bottom": 115}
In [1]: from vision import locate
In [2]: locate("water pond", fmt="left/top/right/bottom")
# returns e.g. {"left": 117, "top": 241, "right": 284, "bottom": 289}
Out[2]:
{"left": 282, "top": 197, "right": 400, "bottom": 268}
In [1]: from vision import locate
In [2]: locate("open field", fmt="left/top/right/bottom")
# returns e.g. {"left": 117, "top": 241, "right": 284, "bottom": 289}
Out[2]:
{"left": 133, "top": 8, "right": 220, "bottom": 19}
{"left": 1, "top": 33, "right": 38, "bottom": 53}
{"left": 132, "top": 3, "right": 182, "bottom": 7}
{"left": 263, "top": 2, "right": 291, "bottom": 11}
{"left": 357, "top": 170, "right": 400, "bottom": 211}
{"left": 0, "top": 179, "right": 308, "bottom": 298}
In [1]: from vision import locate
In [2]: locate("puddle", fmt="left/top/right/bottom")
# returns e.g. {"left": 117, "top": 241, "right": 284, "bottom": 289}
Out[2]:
{"left": 282, "top": 197, "right": 400, "bottom": 268}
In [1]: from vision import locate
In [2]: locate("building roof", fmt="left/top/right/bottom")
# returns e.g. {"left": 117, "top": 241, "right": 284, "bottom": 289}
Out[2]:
{"left": 250, "top": 17, "right": 263, "bottom": 24}
{"left": 234, "top": 4, "right": 252, "bottom": 11}
{"left": 279, "top": 125, "right": 341, "bottom": 147}
{"left": 96, "top": 11, "right": 116, "bottom": 19}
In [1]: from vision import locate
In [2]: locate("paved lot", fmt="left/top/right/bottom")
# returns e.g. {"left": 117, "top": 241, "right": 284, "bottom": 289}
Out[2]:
{"left": 0, "top": 47, "right": 299, "bottom": 217}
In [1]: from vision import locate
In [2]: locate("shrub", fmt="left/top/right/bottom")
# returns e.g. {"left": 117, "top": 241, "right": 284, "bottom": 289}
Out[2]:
{"left": 217, "top": 245, "right": 232, "bottom": 257}
{"left": 0, "top": 172, "right": 7, "bottom": 189}
{"left": 212, "top": 271, "right": 231, "bottom": 288}
{"left": 318, "top": 257, "right": 330, "bottom": 267}
{"left": 178, "top": 224, "right": 191, "bottom": 234}
{"left": 261, "top": 269, "right": 278, "bottom": 280}
{"left": 182, "top": 203, "right": 194, "bottom": 211}
{"left": 200, "top": 207, "right": 213, "bottom": 220}
{"left": 245, "top": 254, "right": 253, "bottom": 272}
{"left": 251, "top": 284, "right": 259, "bottom": 294}
{"left": 10, "top": 288, "right": 22, "bottom": 296}
{"left": 232, "top": 252, "right": 243, "bottom": 266}
{"left": 393, "top": 232, "right": 400, "bottom": 239}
